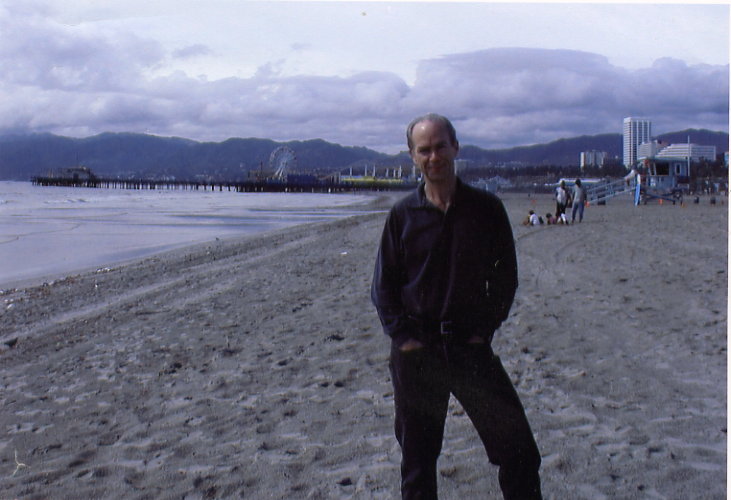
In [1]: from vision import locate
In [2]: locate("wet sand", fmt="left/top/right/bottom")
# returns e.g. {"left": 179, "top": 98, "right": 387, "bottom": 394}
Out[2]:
{"left": 0, "top": 192, "right": 726, "bottom": 499}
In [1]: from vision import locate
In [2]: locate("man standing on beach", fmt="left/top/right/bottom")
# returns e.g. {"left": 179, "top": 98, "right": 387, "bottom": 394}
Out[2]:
{"left": 571, "top": 178, "right": 587, "bottom": 223}
{"left": 371, "top": 113, "right": 542, "bottom": 499}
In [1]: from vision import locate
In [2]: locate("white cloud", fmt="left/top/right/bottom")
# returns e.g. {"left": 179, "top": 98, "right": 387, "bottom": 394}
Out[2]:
{"left": 0, "top": 2, "right": 163, "bottom": 92}
{"left": 172, "top": 44, "right": 212, "bottom": 60}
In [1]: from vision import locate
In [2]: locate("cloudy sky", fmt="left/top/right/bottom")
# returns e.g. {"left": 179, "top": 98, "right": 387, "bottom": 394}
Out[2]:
{"left": 0, "top": 1, "right": 728, "bottom": 153}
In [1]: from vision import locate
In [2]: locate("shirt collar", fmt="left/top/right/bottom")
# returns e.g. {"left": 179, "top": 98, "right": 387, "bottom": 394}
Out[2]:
{"left": 414, "top": 177, "right": 464, "bottom": 209}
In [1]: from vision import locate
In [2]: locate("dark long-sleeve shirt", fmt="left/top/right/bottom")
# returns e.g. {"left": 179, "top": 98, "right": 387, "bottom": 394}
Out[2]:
{"left": 371, "top": 179, "right": 518, "bottom": 347}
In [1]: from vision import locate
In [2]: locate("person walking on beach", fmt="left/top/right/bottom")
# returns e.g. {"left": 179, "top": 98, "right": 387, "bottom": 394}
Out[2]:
{"left": 555, "top": 180, "right": 570, "bottom": 224}
{"left": 371, "top": 113, "right": 542, "bottom": 499}
{"left": 571, "top": 178, "right": 587, "bottom": 223}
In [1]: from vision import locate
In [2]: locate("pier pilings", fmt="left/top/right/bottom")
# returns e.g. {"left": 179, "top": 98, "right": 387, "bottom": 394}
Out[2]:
{"left": 30, "top": 176, "right": 413, "bottom": 193}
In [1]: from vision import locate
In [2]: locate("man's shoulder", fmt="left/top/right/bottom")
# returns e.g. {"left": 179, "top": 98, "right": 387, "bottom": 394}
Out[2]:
{"left": 458, "top": 180, "right": 503, "bottom": 208}
{"left": 391, "top": 187, "right": 421, "bottom": 213}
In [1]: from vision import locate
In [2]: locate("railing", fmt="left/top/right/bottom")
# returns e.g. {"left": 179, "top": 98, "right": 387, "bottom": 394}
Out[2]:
{"left": 586, "top": 178, "right": 638, "bottom": 205}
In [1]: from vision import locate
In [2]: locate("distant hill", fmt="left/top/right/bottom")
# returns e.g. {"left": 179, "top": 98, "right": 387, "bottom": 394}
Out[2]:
{"left": 459, "top": 133, "right": 624, "bottom": 166}
{"left": 655, "top": 129, "right": 729, "bottom": 153}
{"left": 0, "top": 129, "right": 727, "bottom": 181}
{"left": 459, "top": 129, "right": 729, "bottom": 166}
{"left": 0, "top": 133, "right": 387, "bottom": 181}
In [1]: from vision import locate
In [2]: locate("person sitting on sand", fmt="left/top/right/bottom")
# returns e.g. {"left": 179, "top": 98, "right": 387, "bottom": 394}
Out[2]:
{"left": 522, "top": 210, "right": 541, "bottom": 226}
{"left": 530, "top": 210, "right": 540, "bottom": 225}
{"left": 545, "top": 213, "right": 556, "bottom": 224}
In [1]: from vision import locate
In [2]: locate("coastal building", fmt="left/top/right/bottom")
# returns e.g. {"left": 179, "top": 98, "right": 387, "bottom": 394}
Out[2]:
{"left": 638, "top": 140, "right": 666, "bottom": 161}
{"left": 623, "top": 117, "right": 652, "bottom": 168}
{"left": 580, "top": 150, "right": 608, "bottom": 168}
{"left": 655, "top": 143, "right": 716, "bottom": 162}
{"left": 638, "top": 140, "right": 717, "bottom": 163}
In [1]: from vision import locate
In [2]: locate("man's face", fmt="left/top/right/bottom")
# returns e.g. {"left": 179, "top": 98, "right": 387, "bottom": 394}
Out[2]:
{"left": 409, "top": 120, "right": 459, "bottom": 185}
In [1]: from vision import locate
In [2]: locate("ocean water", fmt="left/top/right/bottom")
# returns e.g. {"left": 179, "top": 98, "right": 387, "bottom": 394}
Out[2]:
{"left": 0, "top": 181, "right": 376, "bottom": 288}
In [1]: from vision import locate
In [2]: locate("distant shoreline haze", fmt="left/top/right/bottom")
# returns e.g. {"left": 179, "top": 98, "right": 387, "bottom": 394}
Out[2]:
{"left": 0, "top": 129, "right": 727, "bottom": 181}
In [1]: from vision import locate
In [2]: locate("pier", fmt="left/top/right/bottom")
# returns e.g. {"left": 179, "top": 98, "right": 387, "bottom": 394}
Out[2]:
{"left": 30, "top": 176, "right": 414, "bottom": 193}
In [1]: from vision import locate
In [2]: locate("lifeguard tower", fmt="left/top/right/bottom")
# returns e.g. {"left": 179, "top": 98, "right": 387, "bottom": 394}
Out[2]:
{"left": 634, "top": 157, "right": 689, "bottom": 205}
{"left": 575, "top": 156, "right": 690, "bottom": 207}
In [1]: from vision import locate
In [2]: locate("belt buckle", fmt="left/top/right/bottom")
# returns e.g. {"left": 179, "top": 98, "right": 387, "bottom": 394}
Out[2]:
{"left": 440, "top": 320, "right": 454, "bottom": 337}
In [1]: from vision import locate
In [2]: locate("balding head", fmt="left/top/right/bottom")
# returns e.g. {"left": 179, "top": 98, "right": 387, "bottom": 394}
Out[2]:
{"left": 406, "top": 113, "right": 458, "bottom": 153}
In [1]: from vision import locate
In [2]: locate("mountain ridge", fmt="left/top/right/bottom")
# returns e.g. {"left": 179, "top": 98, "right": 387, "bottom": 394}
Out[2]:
{"left": 0, "top": 129, "right": 727, "bottom": 181}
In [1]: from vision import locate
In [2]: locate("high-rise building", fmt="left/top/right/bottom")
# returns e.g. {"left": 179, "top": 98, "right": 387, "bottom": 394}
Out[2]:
{"left": 623, "top": 117, "right": 652, "bottom": 168}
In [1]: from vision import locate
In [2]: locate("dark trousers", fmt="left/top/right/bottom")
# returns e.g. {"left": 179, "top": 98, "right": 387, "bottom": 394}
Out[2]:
{"left": 389, "top": 340, "right": 542, "bottom": 499}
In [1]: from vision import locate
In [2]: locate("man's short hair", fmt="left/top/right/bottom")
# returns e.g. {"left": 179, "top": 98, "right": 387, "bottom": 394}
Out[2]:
{"left": 406, "top": 113, "right": 458, "bottom": 152}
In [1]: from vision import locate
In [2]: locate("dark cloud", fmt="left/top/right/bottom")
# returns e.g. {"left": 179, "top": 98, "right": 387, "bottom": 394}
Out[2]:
{"left": 409, "top": 49, "right": 729, "bottom": 149}
{"left": 0, "top": 6, "right": 726, "bottom": 154}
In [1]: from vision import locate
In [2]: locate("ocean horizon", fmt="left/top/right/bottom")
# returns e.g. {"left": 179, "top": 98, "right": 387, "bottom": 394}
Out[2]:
{"left": 0, "top": 181, "right": 377, "bottom": 289}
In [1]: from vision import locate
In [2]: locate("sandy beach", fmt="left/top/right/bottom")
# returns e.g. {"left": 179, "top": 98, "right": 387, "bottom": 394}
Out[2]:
{"left": 0, "top": 191, "right": 726, "bottom": 499}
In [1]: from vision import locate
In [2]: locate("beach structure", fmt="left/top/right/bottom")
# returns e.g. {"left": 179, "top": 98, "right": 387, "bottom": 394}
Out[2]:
{"left": 633, "top": 157, "right": 689, "bottom": 204}
{"left": 31, "top": 174, "right": 413, "bottom": 193}
{"left": 632, "top": 135, "right": 703, "bottom": 204}
{"left": 554, "top": 163, "right": 687, "bottom": 206}
{"left": 552, "top": 177, "right": 635, "bottom": 206}
{"left": 565, "top": 158, "right": 688, "bottom": 206}
{"left": 640, "top": 157, "right": 690, "bottom": 192}
{"left": 31, "top": 161, "right": 414, "bottom": 193}
{"left": 585, "top": 177, "right": 637, "bottom": 205}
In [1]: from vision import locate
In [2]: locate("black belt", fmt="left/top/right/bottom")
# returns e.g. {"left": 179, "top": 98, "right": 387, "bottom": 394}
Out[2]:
{"left": 408, "top": 316, "right": 474, "bottom": 340}
{"left": 439, "top": 320, "right": 455, "bottom": 336}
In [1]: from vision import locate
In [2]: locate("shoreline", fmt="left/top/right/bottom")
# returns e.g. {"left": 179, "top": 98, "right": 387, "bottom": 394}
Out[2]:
{"left": 0, "top": 192, "right": 727, "bottom": 498}
{"left": 0, "top": 187, "right": 400, "bottom": 291}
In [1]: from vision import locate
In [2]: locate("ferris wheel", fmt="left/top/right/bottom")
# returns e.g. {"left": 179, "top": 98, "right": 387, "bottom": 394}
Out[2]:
{"left": 268, "top": 146, "right": 297, "bottom": 179}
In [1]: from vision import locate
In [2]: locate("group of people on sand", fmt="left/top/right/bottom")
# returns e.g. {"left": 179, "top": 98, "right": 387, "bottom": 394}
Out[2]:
{"left": 523, "top": 178, "right": 587, "bottom": 226}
